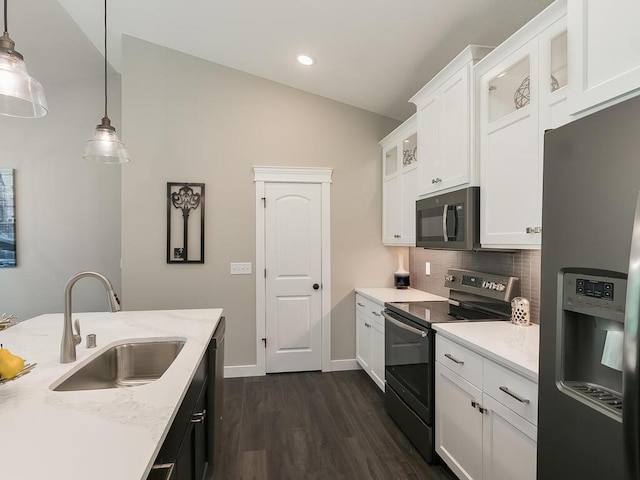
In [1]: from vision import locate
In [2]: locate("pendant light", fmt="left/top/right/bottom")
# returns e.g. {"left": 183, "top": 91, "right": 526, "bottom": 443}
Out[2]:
{"left": 83, "top": 0, "right": 130, "bottom": 164}
{"left": 0, "top": 0, "right": 47, "bottom": 118}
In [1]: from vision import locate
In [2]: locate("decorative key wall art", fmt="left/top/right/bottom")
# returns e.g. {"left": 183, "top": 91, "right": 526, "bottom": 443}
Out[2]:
{"left": 0, "top": 169, "right": 16, "bottom": 268}
{"left": 167, "top": 182, "right": 205, "bottom": 264}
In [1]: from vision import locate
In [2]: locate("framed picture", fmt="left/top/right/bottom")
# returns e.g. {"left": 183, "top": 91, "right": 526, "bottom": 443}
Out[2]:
{"left": 167, "top": 182, "right": 205, "bottom": 264}
{"left": 0, "top": 169, "right": 16, "bottom": 268}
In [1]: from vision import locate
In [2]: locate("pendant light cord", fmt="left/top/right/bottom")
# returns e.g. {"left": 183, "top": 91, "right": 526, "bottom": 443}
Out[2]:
{"left": 104, "top": 0, "right": 108, "bottom": 119}
{"left": 4, "top": 0, "right": 8, "bottom": 34}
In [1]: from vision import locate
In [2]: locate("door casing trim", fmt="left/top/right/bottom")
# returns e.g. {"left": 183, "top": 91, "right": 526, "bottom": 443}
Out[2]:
{"left": 254, "top": 166, "right": 333, "bottom": 375}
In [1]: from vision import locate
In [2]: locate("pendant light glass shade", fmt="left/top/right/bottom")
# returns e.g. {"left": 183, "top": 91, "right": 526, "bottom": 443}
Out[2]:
{"left": 83, "top": 117, "right": 130, "bottom": 164}
{"left": 84, "top": 0, "right": 129, "bottom": 165}
{"left": 0, "top": 6, "right": 48, "bottom": 119}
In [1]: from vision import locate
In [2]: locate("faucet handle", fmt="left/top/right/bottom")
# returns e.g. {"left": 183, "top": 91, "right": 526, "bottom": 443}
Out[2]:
{"left": 73, "top": 319, "right": 81, "bottom": 346}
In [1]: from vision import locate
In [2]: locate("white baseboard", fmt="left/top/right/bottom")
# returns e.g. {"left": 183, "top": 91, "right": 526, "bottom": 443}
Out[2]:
{"left": 224, "top": 360, "right": 361, "bottom": 377}
{"left": 224, "top": 364, "right": 263, "bottom": 378}
{"left": 330, "top": 359, "right": 361, "bottom": 372}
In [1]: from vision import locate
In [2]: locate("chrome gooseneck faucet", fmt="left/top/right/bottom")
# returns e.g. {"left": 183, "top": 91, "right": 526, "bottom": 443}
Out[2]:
{"left": 61, "top": 271, "right": 121, "bottom": 363}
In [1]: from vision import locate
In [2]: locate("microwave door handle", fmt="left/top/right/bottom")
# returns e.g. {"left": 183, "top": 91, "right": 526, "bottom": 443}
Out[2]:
{"left": 442, "top": 204, "right": 449, "bottom": 242}
{"left": 624, "top": 191, "right": 640, "bottom": 480}
{"left": 382, "top": 311, "right": 427, "bottom": 338}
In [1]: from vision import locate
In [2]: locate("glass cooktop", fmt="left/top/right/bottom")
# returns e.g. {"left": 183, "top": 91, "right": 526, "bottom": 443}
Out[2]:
{"left": 385, "top": 300, "right": 505, "bottom": 328}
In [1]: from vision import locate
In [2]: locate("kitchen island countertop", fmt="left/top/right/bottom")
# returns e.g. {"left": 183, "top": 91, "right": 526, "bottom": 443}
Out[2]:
{"left": 0, "top": 308, "right": 222, "bottom": 480}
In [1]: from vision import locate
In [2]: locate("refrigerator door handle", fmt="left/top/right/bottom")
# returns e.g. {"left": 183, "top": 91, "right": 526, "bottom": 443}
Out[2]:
{"left": 624, "top": 191, "right": 640, "bottom": 480}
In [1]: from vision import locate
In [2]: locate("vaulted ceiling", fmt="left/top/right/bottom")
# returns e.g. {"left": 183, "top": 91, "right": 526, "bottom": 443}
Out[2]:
{"left": 15, "top": 0, "right": 553, "bottom": 121}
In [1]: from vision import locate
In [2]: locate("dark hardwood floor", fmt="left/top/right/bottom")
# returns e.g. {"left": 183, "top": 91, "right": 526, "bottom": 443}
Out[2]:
{"left": 212, "top": 370, "right": 456, "bottom": 480}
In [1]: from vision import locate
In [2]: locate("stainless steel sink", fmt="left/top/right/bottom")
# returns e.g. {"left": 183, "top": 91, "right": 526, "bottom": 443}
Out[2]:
{"left": 52, "top": 339, "right": 185, "bottom": 392}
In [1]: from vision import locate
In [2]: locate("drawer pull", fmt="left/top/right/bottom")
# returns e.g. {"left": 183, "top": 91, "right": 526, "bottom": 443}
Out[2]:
{"left": 444, "top": 353, "right": 464, "bottom": 365}
{"left": 499, "top": 386, "right": 530, "bottom": 404}
{"left": 357, "top": 302, "right": 365, "bottom": 307}
{"left": 371, "top": 311, "right": 382, "bottom": 317}
{"left": 191, "top": 409, "right": 207, "bottom": 423}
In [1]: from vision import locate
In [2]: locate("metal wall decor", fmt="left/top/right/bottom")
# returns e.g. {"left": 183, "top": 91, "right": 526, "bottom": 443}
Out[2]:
{"left": 167, "top": 182, "right": 205, "bottom": 263}
{"left": 403, "top": 146, "right": 417, "bottom": 166}
{"left": 0, "top": 169, "right": 16, "bottom": 267}
{"left": 514, "top": 75, "right": 531, "bottom": 109}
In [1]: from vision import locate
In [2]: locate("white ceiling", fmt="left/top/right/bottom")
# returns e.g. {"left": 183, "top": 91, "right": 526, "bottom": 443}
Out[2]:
{"left": 14, "top": 0, "right": 554, "bottom": 121}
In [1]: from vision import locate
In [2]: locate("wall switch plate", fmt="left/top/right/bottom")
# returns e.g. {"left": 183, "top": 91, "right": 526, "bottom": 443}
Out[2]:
{"left": 230, "top": 262, "right": 252, "bottom": 275}
{"left": 425, "top": 262, "right": 431, "bottom": 275}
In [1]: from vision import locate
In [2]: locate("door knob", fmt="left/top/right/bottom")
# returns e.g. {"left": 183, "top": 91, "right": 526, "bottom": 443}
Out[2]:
{"left": 313, "top": 283, "right": 320, "bottom": 290}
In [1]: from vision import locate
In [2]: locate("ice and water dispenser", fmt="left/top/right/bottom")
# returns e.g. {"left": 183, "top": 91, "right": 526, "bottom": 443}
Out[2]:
{"left": 557, "top": 269, "right": 625, "bottom": 421}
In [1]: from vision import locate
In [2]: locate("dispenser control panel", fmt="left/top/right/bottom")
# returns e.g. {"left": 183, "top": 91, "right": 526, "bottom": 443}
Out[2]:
{"left": 576, "top": 278, "right": 614, "bottom": 300}
{"left": 563, "top": 272, "right": 626, "bottom": 323}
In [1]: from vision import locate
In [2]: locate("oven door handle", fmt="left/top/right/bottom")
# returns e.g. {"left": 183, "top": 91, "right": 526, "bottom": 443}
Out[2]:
{"left": 382, "top": 311, "right": 428, "bottom": 338}
{"left": 442, "top": 204, "right": 449, "bottom": 242}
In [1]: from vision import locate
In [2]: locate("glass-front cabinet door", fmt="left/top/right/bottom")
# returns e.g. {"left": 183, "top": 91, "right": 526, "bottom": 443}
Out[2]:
{"left": 381, "top": 114, "right": 417, "bottom": 246}
{"left": 480, "top": 39, "right": 541, "bottom": 247}
{"left": 539, "top": 16, "right": 569, "bottom": 130}
{"left": 487, "top": 55, "right": 532, "bottom": 124}
{"left": 384, "top": 144, "right": 398, "bottom": 178}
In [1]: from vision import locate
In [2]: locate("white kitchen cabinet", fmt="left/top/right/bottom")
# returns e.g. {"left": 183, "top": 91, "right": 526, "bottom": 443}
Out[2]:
{"left": 435, "top": 334, "right": 538, "bottom": 480}
{"left": 567, "top": 0, "right": 640, "bottom": 116}
{"left": 410, "top": 46, "right": 492, "bottom": 198}
{"left": 355, "top": 293, "right": 385, "bottom": 391}
{"left": 476, "top": 1, "right": 567, "bottom": 248}
{"left": 482, "top": 394, "right": 537, "bottom": 480}
{"left": 356, "top": 309, "right": 372, "bottom": 372}
{"left": 435, "top": 362, "right": 483, "bottom": 480}
{"left": 380, "top": 115, "right": 417, "bottom": 246}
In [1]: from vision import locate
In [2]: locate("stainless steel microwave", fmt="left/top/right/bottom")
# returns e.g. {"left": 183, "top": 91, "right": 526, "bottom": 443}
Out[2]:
{"left": 416, "top": 186, "right": 480, "bottom": 250}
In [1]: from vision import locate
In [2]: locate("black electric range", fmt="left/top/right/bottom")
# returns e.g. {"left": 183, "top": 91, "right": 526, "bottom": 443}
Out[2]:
{"left": 382, "top": 268, "right": 520, "bottom": 464}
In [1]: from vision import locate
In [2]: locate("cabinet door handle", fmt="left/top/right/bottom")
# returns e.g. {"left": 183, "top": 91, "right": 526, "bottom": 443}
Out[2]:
{"left": 499, "top": 386, "right": 530, "bottom": 404}
{"left": 444, "top": 353, "right": 464, "bottom": 365}
{"left": 357, "top": 302, "right": 365, "bottom": 307}
{"left": 191, "top": 409, "right": 207, "bottom": 423}
{"left": 471, "top": 400, "right": 478, "bottom": 408}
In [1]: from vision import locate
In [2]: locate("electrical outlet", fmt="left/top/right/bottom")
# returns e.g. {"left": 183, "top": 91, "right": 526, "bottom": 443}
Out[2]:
{"left": 230, "top": 262, "right": 252, "bottom": 275}
{"left": 425, "top": 262, "right": 431, "bottom": 275}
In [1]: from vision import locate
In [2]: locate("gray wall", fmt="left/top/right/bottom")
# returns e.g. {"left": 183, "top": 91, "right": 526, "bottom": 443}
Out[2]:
{"left": 0, "top": 76, "right": 122, "bottom": 320}
{"left": 120, "top": 36, "right": 400, "bottom": 366}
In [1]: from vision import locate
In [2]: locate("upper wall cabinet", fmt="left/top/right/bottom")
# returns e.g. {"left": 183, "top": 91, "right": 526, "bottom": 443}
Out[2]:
{"left": 410, "top": 46, "right": 493, "bottom": 198}
{"left": 567, "top": 0, "right": 640, "bottom": 116}
{"left": 476, "top": 1, "right": 568, "bottom": 249}
{"left": 380, "top": 115, "right": 417, "bottom": 246}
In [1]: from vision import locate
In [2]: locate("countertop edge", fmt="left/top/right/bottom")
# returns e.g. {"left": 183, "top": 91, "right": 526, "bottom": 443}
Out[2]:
{"left": 355, "top": 287, "right": 448, "bottom": 305}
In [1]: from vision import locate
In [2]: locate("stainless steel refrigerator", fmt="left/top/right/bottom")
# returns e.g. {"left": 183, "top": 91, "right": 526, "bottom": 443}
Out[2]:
{"left": 538, "top": 95, "right": 640, "bottom": 479}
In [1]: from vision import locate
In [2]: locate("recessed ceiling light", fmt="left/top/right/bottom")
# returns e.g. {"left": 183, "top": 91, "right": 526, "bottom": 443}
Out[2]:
{"left": 296, "top": 54, "right": 314, "bottom": 66}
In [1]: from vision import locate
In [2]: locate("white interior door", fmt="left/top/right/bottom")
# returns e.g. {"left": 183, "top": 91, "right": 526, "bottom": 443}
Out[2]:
{"left": 265, "top": 182, "right": 322, "bottom": 373}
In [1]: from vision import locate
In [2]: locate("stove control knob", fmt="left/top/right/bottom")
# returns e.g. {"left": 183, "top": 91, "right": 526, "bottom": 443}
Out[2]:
{"left": 445, "top": 275, "right": 455, "bottom": 282}
{"left": 495, "top": 283, "right": 506, "bottom": 292}
{"left": 482, "top": 281, "right": 489, "bottom": 289}
{"left": 489, "top": 282, "right": 497, "bottom": 290}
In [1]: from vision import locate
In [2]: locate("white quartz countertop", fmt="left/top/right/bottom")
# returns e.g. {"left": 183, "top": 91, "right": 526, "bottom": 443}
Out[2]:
{"left": 433, "top": 321, "right": 539, "bottom": 381}
{"left": 355, "top": 287, "right": 447, "bottom": 305}
{"left": 0, "top": 308, "right": 223, "bottom": 480}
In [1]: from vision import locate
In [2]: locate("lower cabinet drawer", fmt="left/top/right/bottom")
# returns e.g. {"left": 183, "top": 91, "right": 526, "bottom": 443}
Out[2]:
{"left": 436, "top": 334, "right": 483, "bottom": 388}
{"left": 356, "top": 294, "right": 384, "bottom": 324}
{"left": 483, "top": 359, "right": 538, "bottom": 426}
